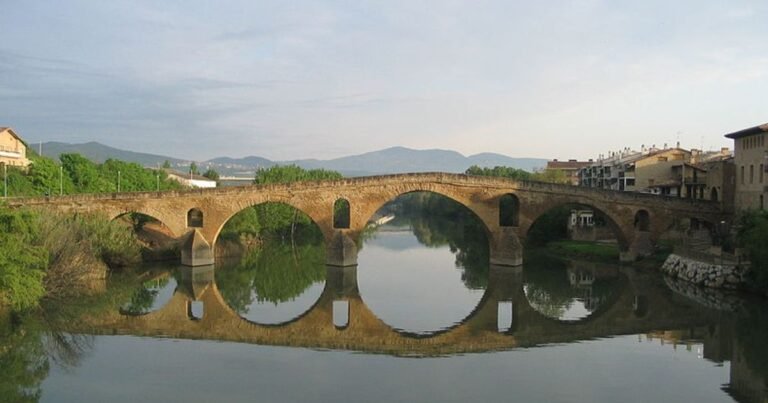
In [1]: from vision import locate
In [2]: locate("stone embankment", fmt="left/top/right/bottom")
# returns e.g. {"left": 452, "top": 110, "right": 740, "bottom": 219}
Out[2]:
{"left": 660, "top": 253, "right": 749, "bottom": 290}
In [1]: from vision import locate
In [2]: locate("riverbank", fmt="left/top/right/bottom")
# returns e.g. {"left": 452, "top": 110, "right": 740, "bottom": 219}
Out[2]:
{"left": 0, "top": 206, "right": 142, "bottom": 312}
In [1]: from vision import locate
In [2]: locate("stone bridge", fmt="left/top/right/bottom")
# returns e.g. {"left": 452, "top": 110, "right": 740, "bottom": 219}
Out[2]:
{"left": 7, "top": 173, "right": 727, "bottom": 266}
{"left": 66, "top": 265, "right": 719, "bottom": 357}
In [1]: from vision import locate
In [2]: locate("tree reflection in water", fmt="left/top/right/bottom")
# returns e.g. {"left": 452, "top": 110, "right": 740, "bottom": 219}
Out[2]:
{"left": 371, "top": 192, "right": 490, "bottom": 289}
{"left": 215, "top": 238, "right": 326, "bottom": 315}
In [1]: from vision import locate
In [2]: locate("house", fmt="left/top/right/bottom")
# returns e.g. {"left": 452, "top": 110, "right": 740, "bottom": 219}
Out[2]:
{"left": 0, "top": 127, "right": 31, "bottom": 168}
{"left": 163, "top": 169, "right": 217, "bottom": 188}
{"left": 725, "top": 123, "right": 768, "bottom": 211}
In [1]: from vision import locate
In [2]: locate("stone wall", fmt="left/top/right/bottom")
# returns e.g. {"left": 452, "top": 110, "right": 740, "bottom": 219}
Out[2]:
{"left": 661, "top": 253, "right": 749, "bottom": 289}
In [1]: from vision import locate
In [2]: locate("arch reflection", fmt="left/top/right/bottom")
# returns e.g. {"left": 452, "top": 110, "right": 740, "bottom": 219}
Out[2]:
{"left": 357, "top": 191, "right": 489, "bottom": 334}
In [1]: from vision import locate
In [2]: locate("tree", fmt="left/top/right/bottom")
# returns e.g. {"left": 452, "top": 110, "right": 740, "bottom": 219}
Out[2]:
{"left": 203, "top": 168, "right": 220, "bottom": 181}
{"left": 532, "top": 168, "right": 570, "bottom": 184}
{"left": 465, "top": 165, "right": 533, "bottom": 181}
{"left": 738, "top": 210, "right": 768, "bottom": 292}
{"left": 162, "top": 160, "right": 171, "bottom": 169}
{"left": 60, "top": 153, "right": 112, "bottom": 193}
{"left": 189, "top": 162, "right": 199, "bottom": 175}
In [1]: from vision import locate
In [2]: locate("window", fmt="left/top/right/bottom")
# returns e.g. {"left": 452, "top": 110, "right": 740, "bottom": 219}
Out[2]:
{"left": 750, "top": 165, "right": 754, "bottom": 184}
{"left": 761, "top": 164, "right": 765, "bottom": 184}
{"left": 741, "top": 166, "right": 745, "bottom": 185}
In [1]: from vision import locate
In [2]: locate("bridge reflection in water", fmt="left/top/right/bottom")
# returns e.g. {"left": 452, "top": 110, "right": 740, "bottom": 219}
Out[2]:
{"left": 73, "top": 264, "right": 718, "bottom": 357}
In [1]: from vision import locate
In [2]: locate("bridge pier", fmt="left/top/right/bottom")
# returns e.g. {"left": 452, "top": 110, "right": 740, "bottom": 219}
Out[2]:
{"left": 326, "top": 265, "right": 360, "bottom": 299}
{"left": 181, "top": 229, "right": 215, "bottom": 267}
{"left": 326, "top": 231, "right": 358, "bottom": 267}
{"left": 629, "top": 231, "right": 654, "bottom": 258}
{"left": 326, "top": 265, "right": 359, "bottom": 329}
{"left": 489, "top": 228, "right": 524, "bottom": 267}
{"left": 488, "top": 265, "right": 525, "bottom": 333}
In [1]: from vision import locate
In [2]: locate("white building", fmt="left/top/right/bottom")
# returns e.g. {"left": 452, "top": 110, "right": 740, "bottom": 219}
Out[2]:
{"left": 164, "top": 169, "right": 217, "bottom": 188}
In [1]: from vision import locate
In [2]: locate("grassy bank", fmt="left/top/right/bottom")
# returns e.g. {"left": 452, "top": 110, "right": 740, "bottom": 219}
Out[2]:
{"left": 536, "top": 239, "right": 672, "bottom": 269}
{"left": 543, "top": 240, "right": 620, "bottom": 262}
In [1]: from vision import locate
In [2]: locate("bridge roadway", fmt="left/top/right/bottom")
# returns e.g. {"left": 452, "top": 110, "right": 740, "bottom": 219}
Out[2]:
{"left": 65, "top": 265, "right": 719, "bottom": 357}
{"left": 7, "top": 172, "right": 727, "bottom": 266}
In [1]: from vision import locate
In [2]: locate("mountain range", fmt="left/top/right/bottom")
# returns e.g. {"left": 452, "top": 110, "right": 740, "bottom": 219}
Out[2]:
{"left": 39, "top": 142, "right": 547, "bottom": 177}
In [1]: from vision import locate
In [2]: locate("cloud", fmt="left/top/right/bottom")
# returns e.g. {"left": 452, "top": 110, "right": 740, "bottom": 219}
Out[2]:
{"left": 0, "top": 0, "right": 766, "bottom": 161}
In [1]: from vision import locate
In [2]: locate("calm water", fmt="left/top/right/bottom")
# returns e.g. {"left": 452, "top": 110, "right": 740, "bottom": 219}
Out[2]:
{"left": 2, "top": 204, "right": 767, "bottom": 403}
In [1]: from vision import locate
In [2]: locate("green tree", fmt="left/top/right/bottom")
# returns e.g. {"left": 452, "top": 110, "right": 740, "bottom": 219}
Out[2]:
{"left": 203, "top": 168, "right": 220, "bottom": 181}
{"left": 162, "top": 160, "right": 171, "bottom": 169}
{"left": 465, "top": 165, "right": 533, "bottom": 180}
{"left": 60, "top": 153, "right": 112, "bottom": 193}
{"left": 0, "top": 208, "right": 47, "bottom": 311}
{"left": 532, "top": 168, "right": 570, "bottom": 184}
{"left": 738, "top": 210, "right": 768, "bottom": 292}
{"left": 189, "top": 162, "right": 199, "bottom": 175}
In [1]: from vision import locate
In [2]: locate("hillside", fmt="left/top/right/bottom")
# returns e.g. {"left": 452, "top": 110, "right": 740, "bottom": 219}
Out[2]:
{"left": 39, "top": 142, "right": 548, "bottom": 177}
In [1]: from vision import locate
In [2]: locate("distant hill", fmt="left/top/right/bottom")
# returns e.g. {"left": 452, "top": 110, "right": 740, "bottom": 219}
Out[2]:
{"left": 40, "top": 141, "right": 187, "bottom": 168}
{"left": 39, "top": 142, "right": 547, "bottom": 177}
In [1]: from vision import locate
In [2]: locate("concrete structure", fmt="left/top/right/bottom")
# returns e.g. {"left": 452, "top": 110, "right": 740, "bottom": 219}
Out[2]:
{"left": 8, "top": 173, "right": 727, "bottom": 267}
{"left": 164, "top": 169, "right": 217, "bottom": 189}
{"left": 725, "top": 123, "right": 768, "bottom": 211}
{"left": 545, "top": 159, "right": 592, "bottom": 185}
{"left": 0, "top": 127, "right": 30, "bottom": 168}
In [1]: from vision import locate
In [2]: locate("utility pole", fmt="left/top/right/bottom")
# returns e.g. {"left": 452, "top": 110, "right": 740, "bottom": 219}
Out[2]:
{"left": 3, "top": 163, "right": 7, "bottom": 198}
{"left": 117, "top": 170, "right": 121, "bottom": 193}
{"left": 156, "top": 174, "right": 160, "bottom": 191}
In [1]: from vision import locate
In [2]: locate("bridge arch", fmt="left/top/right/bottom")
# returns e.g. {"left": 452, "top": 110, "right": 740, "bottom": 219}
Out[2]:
{"left": 187, "top": 208, "right": 204, "bottom": 228}
{"left": 521, "top": 202, "right": 631, "bottom": 252}
{"left": 634, "top": 209, "right": 650, "bottom": 232}
{"left": 499, "top": 193, "right": 520, "bottom": 227}
{"left": 357, "top": 188, "right": 497, "bottom": 239}
{"left": 333, "top": 198, "right": 351, "bottom": 229}
{"left": 213, "top": 199, "right": 326, "bottom": 247}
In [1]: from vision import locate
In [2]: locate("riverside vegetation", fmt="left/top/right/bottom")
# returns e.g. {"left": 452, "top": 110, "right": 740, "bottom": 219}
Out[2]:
{"left": 0, "top": 150, "right": 184, "bottom": 312}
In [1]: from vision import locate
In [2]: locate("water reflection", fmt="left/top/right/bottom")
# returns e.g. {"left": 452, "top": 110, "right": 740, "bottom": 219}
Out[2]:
{"left": 120, "top": 271, "right": 176, "bottom": 315}
{"left": 523, "top": 256, "right": 620, "bottom": 321}
{"left": 356, "top": 192, "right": 490, "bottom": 334}
{"left": 214, "top": 239, "right": 326, "bottom": 325}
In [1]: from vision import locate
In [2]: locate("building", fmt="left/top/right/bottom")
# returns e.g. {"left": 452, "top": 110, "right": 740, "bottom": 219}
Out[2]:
{"left": 579, "top": 144, "right": 733, "bottom": 202}
{"left": 725, "top": 123, "right": 768, "bottom": 211}
{"left": 578, "top": 148, "right": 644, "bottom": 191}
{"left": 164, "top": 169, "right": 217, "bottom": 188}
{"left": 546, "top": 159, "right": 592, "bottom": 185}
{"left": 0, "top": 127, "right": 31, "bottom": 168}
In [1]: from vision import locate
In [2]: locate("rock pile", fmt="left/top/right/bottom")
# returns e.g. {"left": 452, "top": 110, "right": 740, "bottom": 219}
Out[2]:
{"left": 660, "top": 254, "right": 749, "bottom": 289}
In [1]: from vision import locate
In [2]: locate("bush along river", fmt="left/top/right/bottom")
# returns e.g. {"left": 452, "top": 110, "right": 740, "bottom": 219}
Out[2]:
{"left": 1, "top": 192, "right": 767, "bottom": 403}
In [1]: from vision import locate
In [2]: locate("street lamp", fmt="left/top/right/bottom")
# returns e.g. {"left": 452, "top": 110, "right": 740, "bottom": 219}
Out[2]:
{"left": 117, "top": 170, "right": 121, "bottom": 193}
{"left": 156, "top": 174, "right": 160, "bottom": 191}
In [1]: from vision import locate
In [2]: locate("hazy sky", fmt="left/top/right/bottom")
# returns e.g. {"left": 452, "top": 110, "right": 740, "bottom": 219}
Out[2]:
{"left": 1, "top": 1, "right": 766, "bottom": 161}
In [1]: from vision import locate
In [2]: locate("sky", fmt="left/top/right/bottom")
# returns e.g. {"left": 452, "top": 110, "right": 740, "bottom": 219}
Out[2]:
{"left": 1, "top": 0, "right": 766, "bottom": 161}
